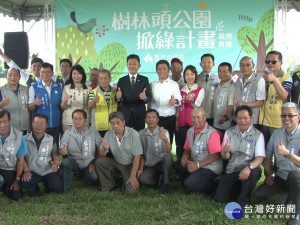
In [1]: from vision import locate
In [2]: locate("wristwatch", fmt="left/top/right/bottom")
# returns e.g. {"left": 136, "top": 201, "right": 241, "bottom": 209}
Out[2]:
{"left": 248, "top": 164, "right": 254, "bottom": 170}
{"left": 285, "top": 152, "right": 292, "bottom": 159}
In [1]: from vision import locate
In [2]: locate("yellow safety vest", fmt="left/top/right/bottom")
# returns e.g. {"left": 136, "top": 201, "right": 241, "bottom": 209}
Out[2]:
{"left": 92, "top": 88, "right": 118, "bottom": 131}
{"left": 259, "top": 72, "right": 290, "bottom": 128}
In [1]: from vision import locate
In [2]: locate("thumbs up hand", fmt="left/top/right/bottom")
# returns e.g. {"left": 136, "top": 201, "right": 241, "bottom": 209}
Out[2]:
{"left": 116, "top": 87, "right": 122, "bottom": 100}
{"left": 139, "top": 88, "right": 147, "bottom": 100}
{"left": 169, "top": 95, "right": 176, "bottom": 106}
{"left": 64, "top": 92, "right": 70, "bottom": 102}
{"left": 223, "top": 138, "right": 231, "bottom": 154}
{"left": 186, "top": 93, "right": 194, "bottom": 102}
{"left": 0, "top": 95, "right": 9, "bottom": 106}
{"left": 276, "top": 140, "right": 290, "bottom": 156}
{"left": 50, "top": 161, "right": 59, "bottom": 172}
{"left": 34, "top": 94, "right": 42, "bottom": 106}
{"left": 159, "top": 127, "right": 168, "bottom": 143}
{"left": 101, "top": 138, "right": 109, "bottom": 151}
{"left": 59, "top": 144, "right": 68, "bottom": 156}
{"left": 93, "top": 91, "right": 100, "bottom": 103}
{"left": 235, "top": 98, "right": 243, "bottom": 108}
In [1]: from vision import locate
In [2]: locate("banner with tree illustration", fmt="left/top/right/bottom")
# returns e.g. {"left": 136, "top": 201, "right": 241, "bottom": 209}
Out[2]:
{"left": 55, "top": 0, "right": 274, "bottom": 83}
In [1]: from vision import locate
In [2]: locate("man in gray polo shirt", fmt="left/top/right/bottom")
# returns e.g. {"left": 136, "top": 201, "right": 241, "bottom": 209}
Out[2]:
{"left": 255, "top": 102, "right": 300, "bottom": 225}
{"left": 59, "top": 109, "right": 102, "bottom": 193}
{"left": 95, "top": 111, "right": 142, "bottom": 195}
{"left": 138, "top": 109, "right": 173, "bottom": 196}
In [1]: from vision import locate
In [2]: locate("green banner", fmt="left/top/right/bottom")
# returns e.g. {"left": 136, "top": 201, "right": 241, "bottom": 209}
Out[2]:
{"left": 55, "top": 0, "right": 274, "bottom": 83}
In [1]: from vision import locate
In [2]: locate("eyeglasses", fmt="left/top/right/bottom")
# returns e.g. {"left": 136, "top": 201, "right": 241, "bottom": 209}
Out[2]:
{"left": 265, "top": 60, "right": 278, "bottom": 65}
{"left": 280, "top": 114, "right": 299, "bottom": 119}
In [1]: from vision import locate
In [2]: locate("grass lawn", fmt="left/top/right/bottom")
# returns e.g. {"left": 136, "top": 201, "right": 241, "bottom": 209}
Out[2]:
{"left": 0, "top": 168, "right": 288, "bottom": 225}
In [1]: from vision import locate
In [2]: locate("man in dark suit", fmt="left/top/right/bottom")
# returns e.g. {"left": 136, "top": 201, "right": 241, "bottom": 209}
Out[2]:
{"left": 116, "top": 54, "right": 152, "bottom": 131}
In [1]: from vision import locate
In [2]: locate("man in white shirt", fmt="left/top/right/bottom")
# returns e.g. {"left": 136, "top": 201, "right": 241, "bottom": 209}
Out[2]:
{"left": 149, "top": 60, "right": 182, "bottom": 144}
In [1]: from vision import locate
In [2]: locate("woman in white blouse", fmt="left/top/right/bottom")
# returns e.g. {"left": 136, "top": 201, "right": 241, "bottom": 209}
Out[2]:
{"left": 61, "top": 65, "right": 91, "bottom": 131}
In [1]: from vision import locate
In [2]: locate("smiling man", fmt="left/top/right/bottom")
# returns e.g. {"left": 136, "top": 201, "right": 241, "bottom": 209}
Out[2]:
{"left": 197, "top": 53, "right": 220, "bottom": 126}
{"left": 28, "top": 62, "right": 62, "bottom": 144}
{"left": 149, "top": 60, "right": 181, "bottom": 144}
{"left": 0, "top": 110, "right": 27, "bottom": 201}
{"left": 88, "top": 69, "right": 118, "bottom": 137}
{"left": 116, "top": 54, "right": 152, "bottom": 131}
{"left": 259, "top": 50, "right": 292, "bottom": 145}
{"left": 174, "top": 107, "right": 222, "bottom": 195}
{"left": 215, "top": 105, "right": 265, "bottom": 207}
{"left": 213, "top": 62, "right": 235, "bottom": 134}
{"left": 59, "top": 109, "right": 102, "bottom": 193}
{"left": 138, "top": 109, "right": 172, "bottom": 196}
{"left": 234, "top": 56, "right": 266, "bottom": 126}
{"left": 255, "top": 102, "right": 300, "bottom": 225}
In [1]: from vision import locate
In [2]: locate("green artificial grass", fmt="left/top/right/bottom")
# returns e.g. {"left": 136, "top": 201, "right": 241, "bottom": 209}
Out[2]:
{"left": 0, "top": 170, "right": 288, "bottom": 225}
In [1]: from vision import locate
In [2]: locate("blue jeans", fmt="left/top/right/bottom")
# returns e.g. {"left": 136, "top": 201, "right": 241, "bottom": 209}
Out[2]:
{"left": 61, "top": 158, "right": 97, "bottom": 192}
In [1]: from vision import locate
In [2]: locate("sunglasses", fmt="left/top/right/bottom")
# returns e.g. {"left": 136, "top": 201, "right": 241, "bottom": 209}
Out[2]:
{"left": 265, "top": 60, "right": 278, "bottom": 65}
{"left": 280, "top": 114, "right": 298, "bottom": 119}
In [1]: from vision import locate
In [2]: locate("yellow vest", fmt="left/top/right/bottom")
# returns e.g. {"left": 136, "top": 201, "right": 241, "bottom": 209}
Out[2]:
{"left": 259, "top": 71, "right": 290, "bottom": 128}
{"left": 92, "top": 87, "right": 118, "bottom": 131}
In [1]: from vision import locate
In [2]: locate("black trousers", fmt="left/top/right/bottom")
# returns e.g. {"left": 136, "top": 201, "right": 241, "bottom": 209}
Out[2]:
{"left": 176, "top": 125, "right": 190, "bottom": 162}
{"left": 46, "top": 127, "right": 60, "bottom": 146}
{"left": 174, "top": 161, "right": 218, "bottom": 195}
{"left": 215, "top": 167, "right": 262, "bottom": 205}
{"left": 0, "top": 169, "right": 22, "bottom": 201}
{"left": 158, "top": 115, "right": 176, "bottom": 145}
{"left": 126, "top": 111, "right": 145, "bottom": 132}
{"left": 21, "top": 171, "right": 62, "bottom": 196}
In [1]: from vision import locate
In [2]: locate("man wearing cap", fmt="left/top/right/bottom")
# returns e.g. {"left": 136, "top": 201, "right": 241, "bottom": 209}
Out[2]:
{"left": 170, "top": 58, "right": 185, "bottom": 88}
{"left": 197, "top": 53, "right": 220, "bottom": 126}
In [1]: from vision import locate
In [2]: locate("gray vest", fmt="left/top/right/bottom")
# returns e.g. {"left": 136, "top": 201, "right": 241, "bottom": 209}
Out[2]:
{"left": 139, "top": 126, "right": 169, "bottom": 167}
{"left": 226, "top": 125, "right": 261, "bottom": 173}
{"left": 272, "top": 126, "right": 300, "bottom": 180}
{"left": 197, "top": 72, "right": 220, "bottom": 119}
{"left": 187, "top": 124, "right": 223, "bottom": 175}
{"left": 25, "top": 132, "right": 54, "bottom": 176}
{"left": 0, "top": 127, "right": 22, "bottom": 170}
{"left": 63, "top": 126, "right": 97, "bottom": 169}
{"left": 213, "top": 79, "right": 235, "bottom": 130}
{"left": 0, "top": 84, "right": 29, "bottom": 130}
{"left": 234, "top": 74, "right": 262, "bottom": 124}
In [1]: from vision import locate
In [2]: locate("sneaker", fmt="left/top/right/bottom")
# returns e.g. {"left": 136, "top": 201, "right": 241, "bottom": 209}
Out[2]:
{"left": 160, "top": 184, "right": 169, "bottom": 197}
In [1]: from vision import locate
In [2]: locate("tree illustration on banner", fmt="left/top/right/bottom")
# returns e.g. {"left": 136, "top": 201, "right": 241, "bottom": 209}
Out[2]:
{"left": 237, "top": 8, "right": 274, "bottom": 74}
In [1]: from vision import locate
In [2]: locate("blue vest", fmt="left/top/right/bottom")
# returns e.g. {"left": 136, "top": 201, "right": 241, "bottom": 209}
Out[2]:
{"left": 32, "top": 80, "right": 62, "bottom": 128}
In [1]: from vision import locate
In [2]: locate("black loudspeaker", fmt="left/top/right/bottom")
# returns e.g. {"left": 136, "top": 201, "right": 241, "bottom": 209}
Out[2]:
{"left": 4, "top": 32, "right": 29, "bottom": 69}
